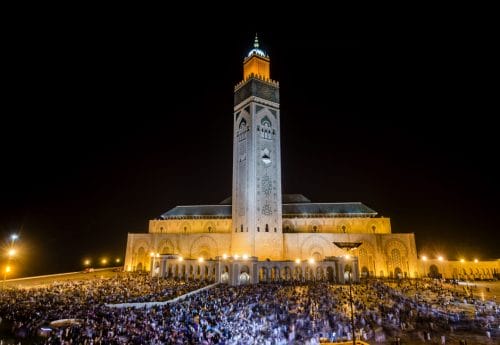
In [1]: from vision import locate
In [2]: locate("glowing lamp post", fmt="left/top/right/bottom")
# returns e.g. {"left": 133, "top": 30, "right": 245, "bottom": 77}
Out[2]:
{"left": 3, "top": 247, "right": 17, "bottom": 288}
{"left": 421, "top": 256, "right": 428, "bottom": 278}
{"left": 333, "top": 241, "right": 362, "bottom": 345}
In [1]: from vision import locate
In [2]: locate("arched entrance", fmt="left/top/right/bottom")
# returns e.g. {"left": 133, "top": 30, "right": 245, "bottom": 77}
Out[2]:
{"left": 429, "top": 264, "right": 440, "bottom": 278}
{"left": 327, "top": 266, "right": 335, "bottom": 282}
{"left": 312, "top": 251, "right": 322, "bottom": 261}
{"left": 316, "top": 267, "right": 324, "bottom": 280}
{"left": 271, "top": 267, "right": 280, "bottom": 281}
{"left": 293, "top": 267, "right": 302, "bottom": 281}
{"left": 282, "top": 266, "right": 291, "bottom": 281}
{"left": 259, "top": 267, "right": 268, "bottom": 282}
{"left": 240, "top": 265, "right": 250, "bottom": 284}
{"left": 361, "top": 266, "right": 369, "bottom": 278}
{"left": 394, "top": 267, "right": 402, "bottom": 279}
{"left": 239, "top": 272, "right": 250, "bottom": 284}
{"left": 221, "top": 265, "right": 229, "bottom": 283}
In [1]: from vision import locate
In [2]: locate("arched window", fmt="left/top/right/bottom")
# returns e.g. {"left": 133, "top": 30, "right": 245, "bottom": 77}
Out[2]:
{"left": 260, "top": 116, "right": 272, "bottom": 139}
{"left": 257, "top": 227, "right": 260, "bottom": 232}
{"left": 265, "top": 224, "right": 269, "bottom": 232}
{"left": 313, "top": 226, "right": 318, "bottom": 233}
{"left": 239, "top": 118, "right": 247, "bottom": 130}
{"left": 240, "top": 224, "right": 243, "bottom": 232}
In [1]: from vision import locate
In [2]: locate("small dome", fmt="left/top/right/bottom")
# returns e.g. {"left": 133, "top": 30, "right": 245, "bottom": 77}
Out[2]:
{"left": 248, "top": 47, "right": 266, "bottom": 57}
{"left": 248, "top": 34, "right": 266, "bottom": 57}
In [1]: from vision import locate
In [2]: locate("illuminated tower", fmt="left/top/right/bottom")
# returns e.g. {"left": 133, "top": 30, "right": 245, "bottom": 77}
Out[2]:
{"left": 232, "top": 35, "right": 283, "bottom": 259}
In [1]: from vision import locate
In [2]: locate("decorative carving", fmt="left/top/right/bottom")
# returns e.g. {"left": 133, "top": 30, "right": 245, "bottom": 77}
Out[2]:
{"left": 261, "top": 148, "right": 271, "bottom": 165}
{"left": 190, "top": 236, "right": 219, "bottom": 259}
{"left": 384, "top": 239, "right": 408, "bottom": 257}
{"left": 261, "top": 175, "right": 272, "bottom": 195}
{"left": 262, "top": 203, "right": 272, "bottom": 215}
{"left": 157, "top": 239, "right": 175, "bottom": 254}
{"left": 300, "top": 235, "right": 331, "bottom": 259}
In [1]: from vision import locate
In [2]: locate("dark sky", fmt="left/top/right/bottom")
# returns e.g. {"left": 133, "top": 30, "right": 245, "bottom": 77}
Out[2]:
{"left": 2, "top": 32, "right": 498, "bottom": 277}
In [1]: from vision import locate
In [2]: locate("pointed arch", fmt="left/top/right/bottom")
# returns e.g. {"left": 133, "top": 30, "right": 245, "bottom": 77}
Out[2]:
{"left": 260, "top": 115, "right": 272, "bottom": 127}
{"left": 190, "top": 235, "right": 219, "bottom": 260}
{"left": 300, "top": 235, "right": 332, "bottom": 260}
{"left": 384, "top": 239, "right": 408, "bottom": 257}
{"left": 239, "top": 117, "right": 247, "bottom": 129}
{"left": 157, "top": 239, "right": 176, "bottom": 255}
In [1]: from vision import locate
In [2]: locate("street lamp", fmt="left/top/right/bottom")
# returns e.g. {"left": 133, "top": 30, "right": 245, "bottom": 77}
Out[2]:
{"left": 3, "top": 266, "right": 11, "bottom": 288}
{"left": 4, "top": 250, "right": 16, "bottom": 287}
{"left": 333, "top": 241, "right": 362, "bottom": 345}
{"left": 422, "top": 256, "right": 428, "bottom": 278}
{"left": 3, "top": 235, "right": 19, "bottom": 288}
{"left": 438, "top": 256, "right": 445, "bottom": 279}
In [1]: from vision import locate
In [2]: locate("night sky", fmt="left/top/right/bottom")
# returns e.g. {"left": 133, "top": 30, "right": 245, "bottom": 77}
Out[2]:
{"left": 2, "top": 32, "right": 498, "bottom": 277}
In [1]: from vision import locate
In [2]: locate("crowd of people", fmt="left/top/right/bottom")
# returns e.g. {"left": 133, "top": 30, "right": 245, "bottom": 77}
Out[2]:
{"left": 0, "top": 273, "right": 498, "bottom": 344}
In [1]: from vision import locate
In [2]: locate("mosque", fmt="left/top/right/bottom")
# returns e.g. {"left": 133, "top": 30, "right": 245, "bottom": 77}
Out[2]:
{"left": 124, "top": 37, "right": 498, "bottom": 284}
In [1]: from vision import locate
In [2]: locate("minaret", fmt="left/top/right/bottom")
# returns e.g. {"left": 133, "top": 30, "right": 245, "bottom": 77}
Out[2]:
{"left": 231, "top": 35, "right": 283, "bottom": 260}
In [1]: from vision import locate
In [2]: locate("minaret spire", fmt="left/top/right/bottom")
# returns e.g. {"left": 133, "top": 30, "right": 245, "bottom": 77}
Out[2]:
{"left": 243, "top": 34, "right": 270, "bottom": 80}
{"left": 254, "top": 33, "right": 259, "bottom": 48}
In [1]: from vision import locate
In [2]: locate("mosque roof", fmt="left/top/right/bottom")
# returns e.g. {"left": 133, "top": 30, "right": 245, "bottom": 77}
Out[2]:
{"left": 160, "top": 199, "right": 377, "bottom": 219}
{"left": 282, "top": 202, "right": 376, "bottom": 217}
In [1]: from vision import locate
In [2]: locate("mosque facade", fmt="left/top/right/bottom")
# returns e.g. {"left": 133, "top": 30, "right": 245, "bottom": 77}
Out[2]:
{"left": 124, "top": 38, "right": 498, "bottom": 284}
